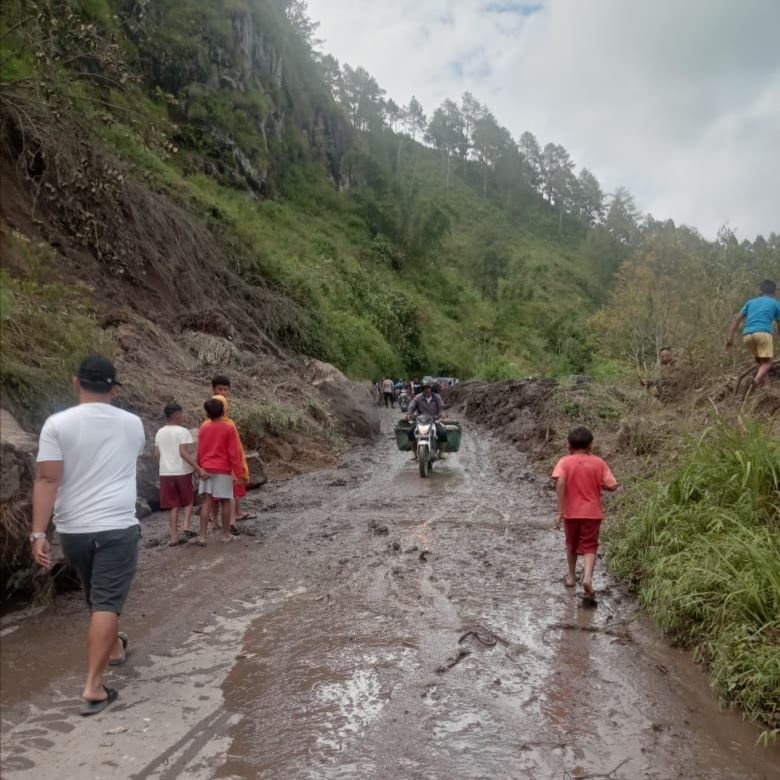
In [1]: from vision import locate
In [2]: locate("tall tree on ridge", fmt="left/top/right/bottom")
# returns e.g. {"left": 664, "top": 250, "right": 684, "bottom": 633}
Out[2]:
{"left": 473, "top": 111, "right": 512, "bottom": 199}
{"left": 460, "top": 91, "right": 484, "bottom": 159}
{"left": 576, "top": 167, "right": 605, "bottom": 226}
{"left": 384, "top": 98, "right": 402, "bottom": 132}
{"left": 606, "top": 186, "right": 640, "bottom": 247}
{"left": 518, "top": 131, "right": 542, "bottom": 190}
{"left": 318, "top": 53, "right": 342, "bottom": 99}
{"left": 426, "top": 99, "right": 465, "bottom": 189}
{"left": 283, "top": 0, "right": 321, "bottom": 49}
{"left": 404, "top": 96, "right": 427, "bottom": 198}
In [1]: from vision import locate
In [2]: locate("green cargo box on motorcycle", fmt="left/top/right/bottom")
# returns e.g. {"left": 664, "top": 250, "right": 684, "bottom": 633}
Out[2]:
{"left": 394, "top": 419, "right": 462, "bottom": 452}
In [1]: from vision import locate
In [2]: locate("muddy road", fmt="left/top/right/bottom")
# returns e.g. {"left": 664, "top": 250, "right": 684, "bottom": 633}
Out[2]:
{"left": 1, "top": 410, "right": 778, "bottom": 780}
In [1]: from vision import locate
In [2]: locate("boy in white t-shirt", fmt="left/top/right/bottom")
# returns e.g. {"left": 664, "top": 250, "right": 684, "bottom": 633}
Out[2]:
{"left": 154, "top": 403, "right": 206, "bottom": 545}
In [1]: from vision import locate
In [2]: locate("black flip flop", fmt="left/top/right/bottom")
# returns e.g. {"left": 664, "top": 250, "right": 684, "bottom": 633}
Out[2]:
{"left": 80, "top": 685, "right": 118, "bottom": 716}
{"left": 182, "top": 530, "right": 198, "bottom": 540}
{"left": 108, "top": 632, "right": 128, "bottom": 666}
{"left": 168, "top": 538, "right": 187, "bottom": 547}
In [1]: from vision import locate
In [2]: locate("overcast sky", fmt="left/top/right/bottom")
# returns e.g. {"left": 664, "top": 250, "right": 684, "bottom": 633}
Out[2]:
{"left": 305, "top": 0, "right": 780, "bottom": 239}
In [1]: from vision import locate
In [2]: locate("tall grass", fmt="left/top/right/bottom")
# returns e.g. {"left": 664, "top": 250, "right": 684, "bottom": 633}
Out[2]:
{"left": 608, "top": 420, "right": 780, "bottom": 740}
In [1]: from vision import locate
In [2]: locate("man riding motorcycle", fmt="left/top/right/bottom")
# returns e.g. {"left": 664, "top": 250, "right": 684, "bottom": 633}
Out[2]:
{"left": 407, "top": 377, "right": 447, "bottom": 460}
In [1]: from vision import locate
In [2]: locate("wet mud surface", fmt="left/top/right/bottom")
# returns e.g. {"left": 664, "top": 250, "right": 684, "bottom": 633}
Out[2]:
{"left": 2, "top": 409, "right": 779, "bottom": 779}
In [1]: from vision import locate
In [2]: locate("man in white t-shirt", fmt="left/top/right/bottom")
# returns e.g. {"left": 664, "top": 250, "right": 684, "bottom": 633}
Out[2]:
{"left": 31, "top": 355, "right": 145, "bottom": 716}
{"left": 154, "top": 403, "right": 206, "bottom": 545}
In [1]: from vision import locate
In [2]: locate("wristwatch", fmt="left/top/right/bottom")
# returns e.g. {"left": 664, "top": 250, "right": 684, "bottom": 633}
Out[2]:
{"left": 29, "top": 532, "right": 47, "bottom": 543}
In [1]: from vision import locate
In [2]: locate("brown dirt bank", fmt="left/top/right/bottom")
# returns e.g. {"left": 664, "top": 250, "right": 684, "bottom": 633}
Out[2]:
{"left": 0, "top": 107, "right": 379, "bottom": 601}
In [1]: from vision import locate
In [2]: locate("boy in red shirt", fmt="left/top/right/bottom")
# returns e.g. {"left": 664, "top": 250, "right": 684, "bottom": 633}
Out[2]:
{"left": 196, "top": 398, "right": 243, "bottom": 545}
{"left": 552, "top": 426, "right": 618, "bottom": 599}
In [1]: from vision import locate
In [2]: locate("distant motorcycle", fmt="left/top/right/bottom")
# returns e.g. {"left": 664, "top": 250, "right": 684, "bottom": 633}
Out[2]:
{"left": 398, "top": 390, "right": 410, "bottom": 412}
{"left": 414, "top": 414, "right": 439, "bottom": 478}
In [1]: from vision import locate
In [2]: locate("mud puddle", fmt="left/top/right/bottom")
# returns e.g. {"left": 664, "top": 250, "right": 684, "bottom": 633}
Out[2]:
{"left": 1, "top": 408, "right": 778, "bottom": 779}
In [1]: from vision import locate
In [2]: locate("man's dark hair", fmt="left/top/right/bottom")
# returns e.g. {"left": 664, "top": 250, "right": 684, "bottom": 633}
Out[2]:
{"left": 204, "top": 398, "right": 225, "bottom": 420}
{"left": 568, "top": 426, "right": 594, "bottom": 450}
{"left": 211, "top": 374, "right": 231, "bottom": 389}
{"left": 759, "top": 279, "right": 777, "bottom": 295}
{"left": 164, "top": 402, "right": 182, "bottom": 420}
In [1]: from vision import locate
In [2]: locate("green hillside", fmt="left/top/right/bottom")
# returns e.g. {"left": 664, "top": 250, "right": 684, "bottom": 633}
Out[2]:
{"left": 1, "top": 0, "right": 630, "bottom": 384}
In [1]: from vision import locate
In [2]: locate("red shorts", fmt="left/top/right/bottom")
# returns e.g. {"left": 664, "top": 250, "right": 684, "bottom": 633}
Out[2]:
{"left": 159, "top": 474, "right": 194, "bottom": 509}
{"left": 233, "top": 481, "right": 247, "bottom": 498}
{"left": 564, "top": 519, "right": 602, "bottom": 555}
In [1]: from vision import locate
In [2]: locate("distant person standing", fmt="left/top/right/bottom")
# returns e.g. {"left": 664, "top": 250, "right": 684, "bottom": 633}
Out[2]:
{"left": 381, "top": 377, "right": 395, "bottom": 408}
{"left": 211, "top": 374, "right": 231, "bottom": 398}
{"left": 154, "top": 403, "right": 206, "bottom": 546}
{"left": 726, "top": 279, "right": 780, "bottom": 389}
{"left": 197, "top": 397, "right": 243, "bottom": 545}
{"left": 552, "top": 426, "right": 618, "bottom": 600}
{"left": 31, "top": 356, "right": 145, "bottom": 716}
{"left": 209, "top": 375, "right": 251, "bottom": 524}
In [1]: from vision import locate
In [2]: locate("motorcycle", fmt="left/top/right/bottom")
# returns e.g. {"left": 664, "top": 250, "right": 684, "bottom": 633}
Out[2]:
{"left": 398, "top": 390, "right": 410, "bottom": 412}
{"left": 414, "top": 414, "right": 439, "bottom": 478}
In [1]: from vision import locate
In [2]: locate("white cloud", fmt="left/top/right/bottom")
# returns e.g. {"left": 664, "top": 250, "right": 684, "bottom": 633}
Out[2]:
{"left": 306, "top": 0, "right": 780, "bottom": 238}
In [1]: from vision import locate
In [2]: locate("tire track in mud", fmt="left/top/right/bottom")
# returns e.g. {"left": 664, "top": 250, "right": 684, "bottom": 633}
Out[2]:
{"left": 212, "top": 412, "right": 779, "bottom": 780}
{"left": 1, "top": 409, "right": 778, "bottom": 779}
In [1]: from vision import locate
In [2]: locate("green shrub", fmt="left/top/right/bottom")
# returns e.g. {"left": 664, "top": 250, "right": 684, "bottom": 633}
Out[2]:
{"left": 608, "top": 420, "right": 780, "bottom": 738}
{"left": 234, "top": 403, "right": 310, "bottom": 445}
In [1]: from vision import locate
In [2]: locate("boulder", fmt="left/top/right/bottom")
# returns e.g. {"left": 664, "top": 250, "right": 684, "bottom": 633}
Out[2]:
{"left": 245, "top": 450, "right": 267, "bottom": 489}
{"left": 135, "top": 498, "right": 152, "bottom": 519}
{"left": 136, "top": 452, "right": 161, "bottom": 512}
{"left": 1, "top": 410, "right": 37, "bottom": 595}
{"left": 304, "top": 359, "right": 380, "bottom": 439}
{"left": 0, "top": 409, "right": 37, "bottom": 502}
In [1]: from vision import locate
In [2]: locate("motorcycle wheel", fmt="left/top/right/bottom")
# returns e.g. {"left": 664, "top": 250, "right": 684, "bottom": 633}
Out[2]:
{"left": 418, "top": 449, "right": 430, "bottom": 478}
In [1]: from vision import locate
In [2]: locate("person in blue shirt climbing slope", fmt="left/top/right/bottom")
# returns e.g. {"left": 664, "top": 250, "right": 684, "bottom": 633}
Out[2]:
{"left": 726, "top": 279, "right": 780, "bottom": 388}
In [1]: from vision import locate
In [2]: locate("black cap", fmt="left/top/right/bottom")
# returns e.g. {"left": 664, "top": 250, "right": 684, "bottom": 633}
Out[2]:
{"left": 77, "top": 355, "right": 122, "bottom": 391}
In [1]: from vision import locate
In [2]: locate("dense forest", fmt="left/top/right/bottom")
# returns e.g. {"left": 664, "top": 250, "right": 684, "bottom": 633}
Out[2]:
{"left": 1, "top": 0, "right": 779, "bottom": 393}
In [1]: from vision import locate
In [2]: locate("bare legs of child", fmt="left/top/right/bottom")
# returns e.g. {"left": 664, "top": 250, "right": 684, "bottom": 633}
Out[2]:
{"left": 199, "top": 496, "right": 214, "bottom": 545}
{"left": 754, "top": 357, "right": 772, "bottom": 387}
{"left": 565, "top": 549, "right": 577, "bottom": 587}
{"left": 220, "top": 499, "right": 232, "bottom": 542}
{"left": 582, "top": 553, "right": 597, "bottom": 597}
{"left": 565, "top": 550, "right": 597, "bottom": 596}
{"left": 168, "top": 504, "right": 195, "bottom": 545}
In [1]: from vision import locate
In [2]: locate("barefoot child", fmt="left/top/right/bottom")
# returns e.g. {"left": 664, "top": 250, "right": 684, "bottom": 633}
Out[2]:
{"left": 552, "top": 426, "right": 618, "bottom": 599}
{"left": 210, "top": 394, "right": 250, "bottom": 528}
{"left": 196, "top": 398, "right": 243, "bottom": 545}
{"left": 154, "top": 403, "right": 207, "bottom": 545}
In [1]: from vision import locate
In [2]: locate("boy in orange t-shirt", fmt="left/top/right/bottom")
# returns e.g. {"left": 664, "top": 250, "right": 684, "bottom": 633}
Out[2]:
{"left": 552, "top": 426, "right": 618, "bottom": 598}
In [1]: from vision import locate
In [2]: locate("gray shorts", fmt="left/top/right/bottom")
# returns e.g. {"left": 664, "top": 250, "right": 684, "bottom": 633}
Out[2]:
{"left": 60, "top": 525, "right": 140, "bottom": 614}
{"left": 199, "top": 473, "right": 234, "bottom": 500}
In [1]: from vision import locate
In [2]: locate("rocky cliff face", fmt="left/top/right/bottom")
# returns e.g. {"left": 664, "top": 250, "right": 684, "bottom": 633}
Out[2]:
{"left": 123, "top": 1, "right": 352, "bottom": 194}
